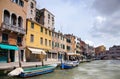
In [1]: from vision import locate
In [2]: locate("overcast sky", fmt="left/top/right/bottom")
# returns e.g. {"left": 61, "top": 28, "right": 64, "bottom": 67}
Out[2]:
{"left": 36, "top": 0, "right": 120, "bottom": 49}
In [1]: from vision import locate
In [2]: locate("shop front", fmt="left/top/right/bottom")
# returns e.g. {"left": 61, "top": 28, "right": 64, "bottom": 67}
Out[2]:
{"left": 0, "top": 43, "right": 18, "bottom": 63}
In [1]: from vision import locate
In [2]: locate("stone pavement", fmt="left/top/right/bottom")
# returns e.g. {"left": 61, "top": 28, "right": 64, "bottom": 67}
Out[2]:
{"left": 0, "top": 60, "right": 61, "bottom": 70}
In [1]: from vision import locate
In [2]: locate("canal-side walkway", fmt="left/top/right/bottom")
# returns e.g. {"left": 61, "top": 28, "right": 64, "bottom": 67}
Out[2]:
{"left": 0, "top": 60, "right": 61, "bottom": 70}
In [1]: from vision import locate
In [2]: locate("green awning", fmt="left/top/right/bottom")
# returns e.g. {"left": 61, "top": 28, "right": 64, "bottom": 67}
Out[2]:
{"left": 0, "top": 43, "right": 18, "bottom": 50}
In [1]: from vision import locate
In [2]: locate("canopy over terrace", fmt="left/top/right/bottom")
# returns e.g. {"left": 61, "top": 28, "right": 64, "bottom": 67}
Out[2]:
{"left": 67, "top": 53, "right": 80, "bottom": 56}
{"left": 66, "top": 53, "right": 81, "bottom": 61}
{"left": 28, "top": 47, "right": 46, "bottom": 55}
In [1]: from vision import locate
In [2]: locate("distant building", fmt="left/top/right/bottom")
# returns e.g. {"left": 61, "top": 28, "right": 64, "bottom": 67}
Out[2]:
{"left": 108, "top": 45, "right": 120, "bottom": 59}
{"left": 75, "top": 37, "right": 81, "bottom": 54}
{"left": 0, "top": 0, "right": 28, "bottom": 63}
{"left": 51, "top": 31, "right": 66, "bottom": 60}
{"left": 80, "top": 40, "right": 86, "bottom": 56}
{"left": 27, "top": 0, "right": 36, "bottom": 21}
{"left": 65, "top": 34, "right": 76, "bottom": 53}
{"left": 95, "top": 45, "right": 106, "bottom": 56}
{"left": 35, "top": 8, "right": 55, "bottom": 30}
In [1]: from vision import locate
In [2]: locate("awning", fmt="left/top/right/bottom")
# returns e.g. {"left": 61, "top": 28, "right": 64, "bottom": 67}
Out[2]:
{"left": 0, "top": 43, "right": 18, "bottom": 50}
{"left": 67, "top": 52, "right": 76, "bottom": 55}
{"left": 28, "top": 47, "right": 46, "bottom": 55}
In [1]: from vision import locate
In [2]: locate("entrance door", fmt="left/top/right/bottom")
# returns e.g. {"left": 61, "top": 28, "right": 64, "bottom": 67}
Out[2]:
{"left": 21, "top": 50, "right": 24, "bottom": 61}
{"left": 10, "top": 50, "right": 15, "bottom": 62}
{"left": 0, "top": 49, "right": 8, "bottom": 63}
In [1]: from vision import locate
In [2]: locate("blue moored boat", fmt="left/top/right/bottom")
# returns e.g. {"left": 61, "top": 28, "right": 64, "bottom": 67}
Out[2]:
{"left": 60, "top": 61, "right": 79, "bottom": 69}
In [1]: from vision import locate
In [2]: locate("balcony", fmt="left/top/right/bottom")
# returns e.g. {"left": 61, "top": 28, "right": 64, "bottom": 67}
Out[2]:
{"left": 1, "top": 22, "right": 26, "bottom": 35}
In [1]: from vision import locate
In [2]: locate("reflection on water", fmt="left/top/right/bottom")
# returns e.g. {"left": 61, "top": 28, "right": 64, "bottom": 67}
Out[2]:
{"left": 0, "top": 60, "right": 120, "bottom": 79}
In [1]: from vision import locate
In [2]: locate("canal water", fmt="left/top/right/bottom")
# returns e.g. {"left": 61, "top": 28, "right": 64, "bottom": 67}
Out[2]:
{"left": 0, "top": 60, "right": 120, "bottom": 79}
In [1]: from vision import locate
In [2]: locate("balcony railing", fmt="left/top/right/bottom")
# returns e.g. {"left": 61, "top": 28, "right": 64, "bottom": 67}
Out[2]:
{"left": 1, "top": 22, "right": 26, "bottom": 34}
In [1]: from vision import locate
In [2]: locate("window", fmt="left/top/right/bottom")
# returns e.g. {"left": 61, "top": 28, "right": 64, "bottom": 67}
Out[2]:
{"left": 58, "top": 43, "right": 59, "bottom": 47}
{"left": 48, "top": 14, "right": 50, "bottom": 19}
{"left": 52, "top": 17, "right": 54, "bottom": 21}
{"left": 31, "top": 22, "right": 34, "bottom": 29}
{"left": 63, "top": 45, "right": 65, "bottom": 49}
{"left": 11, "top": 14, "right": 17, "bottom": 25}
{"left": 49, "top": 40, "right": 51, "bottom": 47}
{"left": 48, "top": 20, "right": 50, "bottom": 24}
{"left": 18, "top": 16, "right": 23, "bottom": 27}
{"left": 19, "top": 0, "right": 24, "bottom": 7}
{"left": 30, "top": 34, "right": 34, "bottom": 42}
{"left": 2, "top": 33, "right": 8, "bottom": 43}
{"left": 52, "top": 41, "right": 54, "bottom": 48}
{"left": 15, "top": 0, "right": 18, "bottom": 3}
{"left": 30, "top": 2, "right": 34, "bottom": 9}
{"left": 40, "top": 37, "right": 43, "bottom": 45}
{"left": 61, "top": 36, "right": 62, "bottom": 40}
{"left": 45, "top": 29, "right": 47, "bottom": 34}
{"left": 67, "top": 46, "right": 71, "bottom": 50}
{"left": 4, "top": 10, "right": 10, "bottom": 24}
{"left": 12, "top": 0, "right": 24, "bottom": 7}
{"left": 55, "top": 42, "right": 57, "bottom": 47}
{"left": 52, "top": 32, "right": 54, "bottom": 37}
{"left": 49, "top": 31, "right": 51, "bottom": 36}
{"left": 17, "top": 36, "right": 22, "bottom": 43}
{"left": 45, "top": 39, "right": 47, "bottom": 46}
{"left": 31, "top": 10, "right": 33, "bottom": 14}
{"left": 41, "top": 27, "right": 43, "bottom": 32}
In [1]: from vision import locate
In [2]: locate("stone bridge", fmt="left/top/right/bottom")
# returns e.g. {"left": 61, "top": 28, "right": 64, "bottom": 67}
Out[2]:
{"left": 97, "top": 53, "right": 120, "bottom": 60}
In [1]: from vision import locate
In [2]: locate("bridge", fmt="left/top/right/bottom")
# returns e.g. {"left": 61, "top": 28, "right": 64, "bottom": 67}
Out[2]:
{"left": 96, "top": 53, "right": 120, "bottom": 60}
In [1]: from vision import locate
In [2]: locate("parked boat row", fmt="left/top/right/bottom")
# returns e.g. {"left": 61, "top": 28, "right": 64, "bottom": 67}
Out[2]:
{"left": 8, "top": 60, "right": 82, "bottom": 78}
{"left": 8, "top": 64, "right": 58, "bottom": 78}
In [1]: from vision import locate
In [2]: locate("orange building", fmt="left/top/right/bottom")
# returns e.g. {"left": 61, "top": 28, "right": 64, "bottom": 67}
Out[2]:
{"left": 0, "top": 0, "right": 28, "bottom": 63}
{"left": 95, "top": 45, "right": 106, "bottom": 56}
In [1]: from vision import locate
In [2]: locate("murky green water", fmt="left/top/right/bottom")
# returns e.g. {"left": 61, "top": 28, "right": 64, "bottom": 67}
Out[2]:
{"left": 0, "top": 60, "right": 120, "bottom": 79}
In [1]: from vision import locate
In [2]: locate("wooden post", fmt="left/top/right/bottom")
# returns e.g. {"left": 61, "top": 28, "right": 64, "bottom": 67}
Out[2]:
{"left": 41, "top": 52, "right": 44, "bottom": 66}
{"left": 18, "top": 49, "right": 22, "bottom": 67}
{"left": 7, "top": 50, "right": 11, "bottom": 63}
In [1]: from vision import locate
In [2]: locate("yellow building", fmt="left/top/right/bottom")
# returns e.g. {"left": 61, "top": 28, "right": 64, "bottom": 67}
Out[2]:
{"left": 25, "top": 19, "right": 52, "bottom": 62}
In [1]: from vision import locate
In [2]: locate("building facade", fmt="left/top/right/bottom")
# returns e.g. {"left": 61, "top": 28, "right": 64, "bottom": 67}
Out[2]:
{"left": 65, "top": 34, "right": 76, "bottom": 53}
{"left": 25, "top": 19, "right": 52, "bottom": 62}
{"left": 0, "top": 0, "right": 28, "bottom": 63}
{"left": 35, "top": 8, "right": 55, "bottom": 30}
{"left": 51, "top": 31, "right": 66, "bottom": 61}
{"left": 27, "top": 0, "right": 36, "bottom": 21}
{"left": 95, "top": 45, "right": 106, "bottom": 56}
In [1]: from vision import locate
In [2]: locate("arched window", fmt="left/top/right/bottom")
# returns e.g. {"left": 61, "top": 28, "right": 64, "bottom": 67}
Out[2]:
{"left": 18, "top": 16, "right": 23, "bottom": 27}
{"left": 30, "top": 2, "right": 34, "bottom": 9}
{"left": 4, "top": 10, "right": 10, "bottom": 24}
{"left": 11, "top": 14, "right": 17, "bottom": 25}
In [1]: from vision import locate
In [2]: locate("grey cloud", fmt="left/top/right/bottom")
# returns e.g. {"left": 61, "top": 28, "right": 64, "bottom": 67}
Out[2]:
{"left": 93, "top": 0, "right": 120, "bottom": 15}
{"left": 91, "top": 0, "right": 120, "bottom": 38}
{"left": 91, "top": 15, "right": 120, "bottom": 37}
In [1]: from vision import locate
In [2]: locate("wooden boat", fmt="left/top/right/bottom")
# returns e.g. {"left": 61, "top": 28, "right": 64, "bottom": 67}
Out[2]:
{"left": 8, "top": 64, "right": 57, "bottom": 77}
{"left": 19, "top": 64, "right": 57, "bottom": 77}
{"left": 60, "top": 61, "right": 79, "bottom": 69}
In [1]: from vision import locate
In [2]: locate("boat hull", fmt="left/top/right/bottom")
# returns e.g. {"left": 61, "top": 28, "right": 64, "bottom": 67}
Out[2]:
{"left": 60, "top": 61, "right": 79, "bottom": 69}
{"left": 19, "top": 64, "right": 57, "bottom": 78}
{"left": 19, "top": 68, "right": 55, "bottom": 77}
{"left": 60, "top": 63, "right": 73, "bottom": 69}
